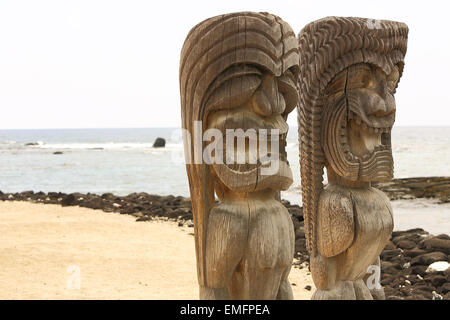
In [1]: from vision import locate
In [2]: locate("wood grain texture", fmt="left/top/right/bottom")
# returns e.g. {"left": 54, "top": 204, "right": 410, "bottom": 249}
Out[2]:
{"left": 180, "top": 12, "right": 299, "bottom": 299}
{"left": 297, "top": 16, "right": 408, "bottom": 300}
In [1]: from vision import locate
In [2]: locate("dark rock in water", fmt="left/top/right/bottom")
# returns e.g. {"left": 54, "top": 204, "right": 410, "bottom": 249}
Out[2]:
{"left": 152, "top": 137, "right": 166, "bottom": 148}
{"left": 53, "top": 151, "right": 63, "bottom": 155}
{"left": 25, "top": 142, "right": 39, "bottom": 146}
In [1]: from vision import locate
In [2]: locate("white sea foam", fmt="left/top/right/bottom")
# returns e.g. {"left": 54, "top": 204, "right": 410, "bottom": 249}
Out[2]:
{"left": 29, "top": 142, "right": 183, "bottom": 151}
{"left": 0, "top": 127, "right": 448, "bottom": 235}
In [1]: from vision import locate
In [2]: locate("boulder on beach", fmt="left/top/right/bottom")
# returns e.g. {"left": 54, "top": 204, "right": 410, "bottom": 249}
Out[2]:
{"left": 152, "top": 137, "right": 166, "bottom": 148}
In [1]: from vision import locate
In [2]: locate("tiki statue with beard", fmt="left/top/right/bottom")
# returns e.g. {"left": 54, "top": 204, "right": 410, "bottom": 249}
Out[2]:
{"left": 297, "top": 17, "right": 408, "bottom": 299}
{"left": 179, "top": 12, "right": 299, "bottom": 299}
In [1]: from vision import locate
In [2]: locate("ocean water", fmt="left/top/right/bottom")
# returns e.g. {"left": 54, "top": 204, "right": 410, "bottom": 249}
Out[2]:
{"left": 1, "top": 126, "right": 449, "bottom": 198}
{"left": 0, "top": 126, "right": 449, "bottom": 233}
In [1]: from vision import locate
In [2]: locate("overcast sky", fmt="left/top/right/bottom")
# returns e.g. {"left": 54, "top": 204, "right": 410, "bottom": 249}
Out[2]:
{"left": 0, "top": 0, "right": 449, "bottom": 129}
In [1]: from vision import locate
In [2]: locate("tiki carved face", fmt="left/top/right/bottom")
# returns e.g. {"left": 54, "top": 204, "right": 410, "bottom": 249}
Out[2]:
{"left": 205, "top": 64, "right": 298, "bottom": 194}
{"left": 323, "top": 63, "right": 400, "bottom": 182}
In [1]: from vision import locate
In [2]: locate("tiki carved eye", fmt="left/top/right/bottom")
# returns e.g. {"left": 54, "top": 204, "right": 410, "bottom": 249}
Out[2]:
{"left": 347, "top": 64, "right": 375, "bottom": 90}
{"left": 204, "top": 65, "right": 262, "bottom": 111}
{"left": 278, "top": 68, "right": 299, "bottom": 115}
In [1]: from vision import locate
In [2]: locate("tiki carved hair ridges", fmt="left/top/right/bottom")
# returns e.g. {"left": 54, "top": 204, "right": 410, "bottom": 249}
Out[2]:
{"left": 180, "top": 12, "right": 299, "bottom": 299}
{"left": 297, "top": 16, "right": 408, "bottom": 299}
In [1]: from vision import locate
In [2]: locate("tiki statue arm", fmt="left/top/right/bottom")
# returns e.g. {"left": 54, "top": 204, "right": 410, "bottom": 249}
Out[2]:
{"left": 317, "top": 190, "right": 355, "bottom": 258}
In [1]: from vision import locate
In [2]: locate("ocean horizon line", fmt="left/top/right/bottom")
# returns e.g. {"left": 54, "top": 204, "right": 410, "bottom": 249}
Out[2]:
{"left": 1, "top": 125, "right": 450, "bottom": 131}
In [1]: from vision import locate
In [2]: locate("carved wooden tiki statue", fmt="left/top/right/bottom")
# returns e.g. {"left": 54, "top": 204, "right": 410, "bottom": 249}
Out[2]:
{"left": 179, "top": 12, "right": 299, "bottom": 299}
{"left": 297, "top": 17, "right": 408, "bottom": 299}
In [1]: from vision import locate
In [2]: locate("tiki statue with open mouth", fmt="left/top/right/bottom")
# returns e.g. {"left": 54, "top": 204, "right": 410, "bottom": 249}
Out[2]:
{"left": 180, "top": 12, "right": 299, "bottom": 299}
{"left": 297, "top": 17, "right": 408, "bottom": 299}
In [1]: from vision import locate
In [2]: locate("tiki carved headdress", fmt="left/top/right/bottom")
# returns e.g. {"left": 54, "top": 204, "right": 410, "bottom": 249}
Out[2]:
{"left": 297, "top": 17, "right": 408, "bottom": 255}
{"left": 180, "top": 12, "right": 299, "bottom": 286}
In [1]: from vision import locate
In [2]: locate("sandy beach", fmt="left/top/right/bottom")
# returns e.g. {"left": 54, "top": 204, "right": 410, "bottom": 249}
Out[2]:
{"left": 0, "top": 201, "right": 314, "bottom": 300}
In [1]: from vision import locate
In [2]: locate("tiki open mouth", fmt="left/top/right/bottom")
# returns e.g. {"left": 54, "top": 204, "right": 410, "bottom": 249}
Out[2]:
{"left": 343, "top": 111, "right": 392, "bottom": 161}
{"left": 224, "top": 131, "right": 288, "bottom": 168}
{"left": 212, "top": 130, "right": 292, "bottom": 192}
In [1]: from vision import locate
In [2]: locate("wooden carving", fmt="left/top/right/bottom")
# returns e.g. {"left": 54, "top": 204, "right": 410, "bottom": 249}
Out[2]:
{"left": 297, "top": 17, "right": 408, "bottom": 299}
{"left": 179, "top": 12, "right": 299, "bottom": 299}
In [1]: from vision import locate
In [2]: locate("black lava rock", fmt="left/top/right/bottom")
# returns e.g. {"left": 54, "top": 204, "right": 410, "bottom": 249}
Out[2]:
{"left": 152, "top": 137, "right": 166, "bottom": 148}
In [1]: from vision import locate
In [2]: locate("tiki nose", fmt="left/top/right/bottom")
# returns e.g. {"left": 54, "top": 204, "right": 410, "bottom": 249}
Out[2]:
{"left": 366, "top": 92, "right": 396, "bottom": 117}
{"left": 366, "top": 69, "right": 396, "bottom": 117}
{"left": 252, "top": 74, "right": 286, "bottom": 116}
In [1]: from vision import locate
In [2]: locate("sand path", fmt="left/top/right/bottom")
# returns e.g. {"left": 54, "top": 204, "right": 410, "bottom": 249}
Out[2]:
{"left": 0, "top": 201, "right": 314, "bottom": 300}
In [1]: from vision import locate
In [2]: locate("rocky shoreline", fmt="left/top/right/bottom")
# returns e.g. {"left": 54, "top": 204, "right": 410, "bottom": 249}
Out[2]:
{"left": 1, "top": 187, "right": 449, "bottom": 300}
{"left": 373, "top": 176, "right": 450, "bottom": 203}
